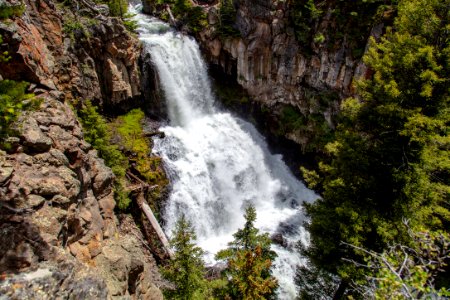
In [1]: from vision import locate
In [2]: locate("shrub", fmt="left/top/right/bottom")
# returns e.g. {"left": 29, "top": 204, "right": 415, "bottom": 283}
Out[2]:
{"left": 77, "top": 100, "right": 131, "bottom": 210}
{"left": 217, "top": 0, "right": 240, "bottom": 38}
{"left": 279, "top": 105, "right": 306, "bottom": 133}
{"left": 0, "top": 3, "right": 25, "bottom": 20}
{"left": 93, "top": 0, "right": 128, "bottom": 17}
{"left": 0, "top": 80, "right": 38, "bottom": 144}
{"left": 123, "top": 13, "right": 138, "bottom": 32}
{"left": 0, "top": 34, "right": 10, "bottom": 63}
{"left": 111, "top": 109, "right": 167, "bottom": 185}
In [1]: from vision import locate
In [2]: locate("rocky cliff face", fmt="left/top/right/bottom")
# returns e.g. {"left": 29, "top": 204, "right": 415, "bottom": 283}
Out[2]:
{"left": 195, "top": 0, "right": 385, "bottom": 150}
{"left": 0, "top": 0, "right": 141, "bottom": 110}
{"left": 0, "top": 94, "right": 164, "bottom": 299}
{"left": 0, "top": 0, "right": 165, "bottom": 298}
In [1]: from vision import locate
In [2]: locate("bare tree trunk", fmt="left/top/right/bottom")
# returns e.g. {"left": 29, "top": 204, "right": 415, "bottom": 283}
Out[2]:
{"left": 138, "top": 194, "right": 174, "bottom": 260}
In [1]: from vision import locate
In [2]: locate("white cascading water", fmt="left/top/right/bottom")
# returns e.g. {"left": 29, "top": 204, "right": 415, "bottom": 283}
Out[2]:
{"left": 131, "top": 5, "right": 318, "bottom": 299}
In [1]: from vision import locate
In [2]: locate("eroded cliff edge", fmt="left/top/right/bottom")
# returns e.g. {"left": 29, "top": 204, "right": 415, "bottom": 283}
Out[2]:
{"left": 0, "top": 0, "right": 165, "bottom": 298}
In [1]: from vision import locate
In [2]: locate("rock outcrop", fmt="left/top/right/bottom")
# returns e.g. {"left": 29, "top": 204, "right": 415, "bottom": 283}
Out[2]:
{"left": 0, "top": 0, "right": 166, "bottom": 298}
{"left": 194, "top": 0, "right": 385, "bottom": 150}
{"left": 0, "top": 92, "right": 165, "bottom": 298}
{"left": 0, "top": 0, "right": 141, "bottom": 110}
{"left": 199, "top": 0, "right": 382, "bottom": 103}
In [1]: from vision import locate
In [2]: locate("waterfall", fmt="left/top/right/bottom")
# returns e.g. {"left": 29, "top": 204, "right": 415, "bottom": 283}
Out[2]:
{"left": 132, "top": 6, "right": 318, "bottom": 299}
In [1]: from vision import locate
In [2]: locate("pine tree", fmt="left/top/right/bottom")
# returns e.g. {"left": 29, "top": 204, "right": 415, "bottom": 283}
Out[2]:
{"left": 300, "top": 0, "right": 449, "bottom": 296}
{"left": 162, "top": 215, "right": 207, "bottom": 300}
{"left": 217, "top": 0, "right": 240, "bottom": 38}
{"left": 217, "top": 205, "right": 278, "bottom": 299}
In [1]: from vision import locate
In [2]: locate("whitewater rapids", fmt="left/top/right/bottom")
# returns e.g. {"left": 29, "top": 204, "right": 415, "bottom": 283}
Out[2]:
{"left": 131, "top": 6, "right": 318, "bottom": 298}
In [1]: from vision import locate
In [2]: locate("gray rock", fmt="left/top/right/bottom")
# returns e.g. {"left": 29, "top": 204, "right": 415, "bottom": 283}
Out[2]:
{"left": 51, "top": 194, "right": 71, "bottom": 205}
{"left": 0, "top": 163, "right": 14, "bottom": 185}
{"left": 20, "top": 117, "right": 53, "bottom": 153}
{"left": 27, "top": 194, "right": 46, "bottom": 207}
{"left": 88, "top": 151, "right": 114, "bottom": 198}
{"left": 0, "top": 263, "right": 108, "bottom": 300}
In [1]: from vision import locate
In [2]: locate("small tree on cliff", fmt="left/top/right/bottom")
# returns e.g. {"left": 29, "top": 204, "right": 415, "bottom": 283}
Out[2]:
{"left": 0, "top": 80, "right": 39, "bottom": 146}
{"left": 162, "top": 215, "right": 207, "bottom": 300}
{"left": 216, "top": 205, "right": 278, "bottom": 299}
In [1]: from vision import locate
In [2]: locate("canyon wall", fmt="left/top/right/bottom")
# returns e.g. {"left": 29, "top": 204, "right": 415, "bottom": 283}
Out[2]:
{"left": 0, "top": 0, "right": 141, "bottom": 110}
{"left": 195, "top": 0, "right": 385, "bottom": 151}
{"left": 0, "top": 0, "right": 165, "bottom": 298}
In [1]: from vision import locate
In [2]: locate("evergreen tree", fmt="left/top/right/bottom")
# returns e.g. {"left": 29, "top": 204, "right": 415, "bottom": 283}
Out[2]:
{"left": 217, "top": 205, "right": 278, "bottom": 299}
{"left": 0, "top": 80, "right": 37, "bottom": 144}
{"left": 77, "top": 100, "right": 130, "bottom": 209}
{"left": 162, "top": 215, "right": 207, "bottom": 300}
{"left": 356, "top": 229, "right": 450, "bottom": 299}
{"left": 301, "top": 0, "right": 449, "bottom": 296}
{"left": 217, "top": 0, "right": 240, "bottom": 38}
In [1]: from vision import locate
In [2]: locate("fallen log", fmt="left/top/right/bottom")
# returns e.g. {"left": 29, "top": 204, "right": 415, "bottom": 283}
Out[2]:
{"left": 143, "top": 131, "right": 166, "bottom": 138}
{"left": 138, "top": 194, "right": 174, "bottom": 260}
{"left": 165, "top": 5, "right": 177, "bottom": 27}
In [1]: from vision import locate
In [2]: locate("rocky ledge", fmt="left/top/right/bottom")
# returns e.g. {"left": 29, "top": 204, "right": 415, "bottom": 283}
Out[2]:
{"left": 0, "top": 92, "right": 165, "bottom": 298}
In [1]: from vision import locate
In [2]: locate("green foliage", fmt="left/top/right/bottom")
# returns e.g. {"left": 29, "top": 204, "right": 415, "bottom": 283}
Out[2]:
{"left": 0, "top": 35, "right": 10, "bottom": 63}
{"left": 172, "top": 0, "right": 208, "bottom": 34}
{"left": 216, "top": 206, "right": 278, "bottom": 299}
{"left": 279, "top": 105, "right": 306, "bottom": 133}
{"left": 289, "top": 0, "right": 395, "bottom": 57}
{"left": 122, "top": 13, "right": 138, "bottom": 32}
{"left": 300, "top": 166, "right": 320, "bottom": 189}
{"left": 148, "top": 0, "right": 207, "bottom": 34}
{"left": 62, "top": 17, "right": 91, "bottom": 42}
{"left": 359, "top": 230, "right": 450, "bottom": 299}
{"left": 302, "top": 0, "right": 450, "bottom": 295}
{"left": 183, "top": 6, "right": 208, "bottom": 35}
{"left": 162, "top": 215, "right": 207, "bottom": 299}
{"left": 296, "top": 261, "right": 339, "bottom": 300}
{"left": 111, "top": 109, "right": 166, "bottom": 185}
{"left": 77, "top": 100, "right": 131, "bottom": 210}
{"left": 103, "top": 0, "right": 128, "bottom": 17}
{"left": 277, "top": 94, "right": 336, "bottom": 153}
{"left": 313, "top": 33, "right": 325, "bottom": 44}
{"left": 217, "top": 0, "right": 240, "bottom": 38}
{"left": 289, "top": 0, "right": 324, "bottom": 45}
{"left": 63, "top": 19, "right": 84, "bottom": 34}
{"left": 0, "top": 80, "right": 38, "bottom": 144}
{"left": 0, "top": 3, "right": 25, "bottom": 20}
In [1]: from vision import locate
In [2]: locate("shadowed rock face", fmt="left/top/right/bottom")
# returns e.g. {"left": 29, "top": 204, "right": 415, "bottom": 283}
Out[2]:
{"left": 0, "top": 1, "right": 165, "bottom": 298}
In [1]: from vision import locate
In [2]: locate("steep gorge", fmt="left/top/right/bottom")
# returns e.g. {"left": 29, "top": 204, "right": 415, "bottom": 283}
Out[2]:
{"left": 142, "top": 0, "right": 390, "bottom": 152}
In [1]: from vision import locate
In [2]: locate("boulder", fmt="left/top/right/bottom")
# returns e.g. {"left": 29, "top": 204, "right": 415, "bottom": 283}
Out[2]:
{"left": 20, "top": 117, "right": 53, "bottom": 153}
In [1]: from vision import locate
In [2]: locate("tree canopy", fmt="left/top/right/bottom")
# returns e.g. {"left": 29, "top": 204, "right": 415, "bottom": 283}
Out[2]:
{"left": 301, "top": 0, "right": 449, "bottom": 295}
{"left": 216, "top": 205, "right": 278, "bottom": 299}
{"left": 162, "top": 215, "right": 207, "bottom": 300}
